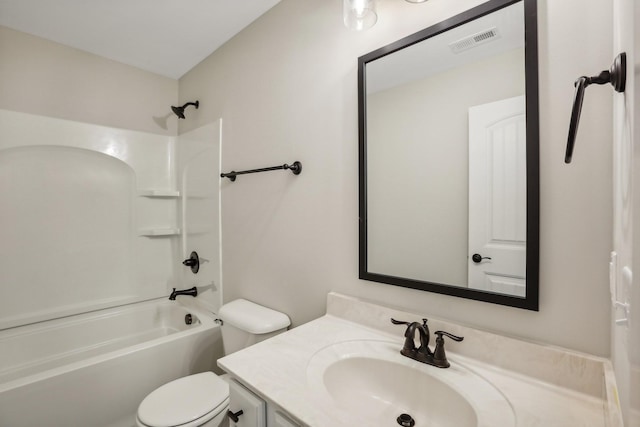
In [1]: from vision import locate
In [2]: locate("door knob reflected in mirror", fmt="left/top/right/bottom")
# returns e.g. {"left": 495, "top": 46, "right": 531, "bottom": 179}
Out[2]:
{"left": 471, "top": 253, "right": 492, "bottom": 263}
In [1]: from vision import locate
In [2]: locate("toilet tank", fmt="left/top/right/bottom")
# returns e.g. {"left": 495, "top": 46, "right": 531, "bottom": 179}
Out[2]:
{"left": 218, "top": 299, "right": 290, "bottom": 355}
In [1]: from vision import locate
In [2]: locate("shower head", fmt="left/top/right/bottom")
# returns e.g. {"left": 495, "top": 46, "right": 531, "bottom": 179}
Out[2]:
{"left": 171, "top": 105, "right": 185, "bottom": 119}
{"left": 171, "top": 100, "right": 199, "bottom": 119}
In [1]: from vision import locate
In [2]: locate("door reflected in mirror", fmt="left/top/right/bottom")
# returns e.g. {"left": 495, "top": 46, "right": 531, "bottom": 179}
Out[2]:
{"left": 358, "top": 0, "right": 539, "bottom": 310}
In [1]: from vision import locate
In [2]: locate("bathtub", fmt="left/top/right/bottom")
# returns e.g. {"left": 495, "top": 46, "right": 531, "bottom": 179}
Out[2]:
{"left": 0, "top": 298, "right": 223, "bottom": 427}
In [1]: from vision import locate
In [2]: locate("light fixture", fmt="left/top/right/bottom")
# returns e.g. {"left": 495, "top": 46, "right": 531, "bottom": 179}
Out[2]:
{"left": 405, "top": 0, "right": 429, "bottom": 3}
{"left": 343, "top": 0, "right": 377, "bottom": 31}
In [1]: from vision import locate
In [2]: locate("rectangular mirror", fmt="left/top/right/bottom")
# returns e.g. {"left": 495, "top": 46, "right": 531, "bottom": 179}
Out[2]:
{"left": 358, "top": 0, "right": 539, "bottom": 310}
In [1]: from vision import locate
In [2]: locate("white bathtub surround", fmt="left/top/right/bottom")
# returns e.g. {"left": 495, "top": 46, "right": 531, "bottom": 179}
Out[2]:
{"left": 0, "top": 298, "right": 223, "bottom": 427}
{"left": 218, "top": 292, "right": 623, "bottom": 427}
{"left": 176, "top": 120, "right": 223, "bottom": 314}
{"left": 0, "top": 109, "right": 174, "bottom": 329}
{"left": 0, "top": 110, "right": 223, "bottom": 330}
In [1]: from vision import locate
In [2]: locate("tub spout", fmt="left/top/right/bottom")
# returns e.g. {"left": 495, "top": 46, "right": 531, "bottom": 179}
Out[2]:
{"left": 169, "top": 286, "right": 198, "bottom": 300}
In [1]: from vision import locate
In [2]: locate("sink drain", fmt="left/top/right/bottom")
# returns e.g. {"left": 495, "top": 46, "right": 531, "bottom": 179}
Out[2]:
{"left": 397, "top": 413, "right": 415, "bottom": 427}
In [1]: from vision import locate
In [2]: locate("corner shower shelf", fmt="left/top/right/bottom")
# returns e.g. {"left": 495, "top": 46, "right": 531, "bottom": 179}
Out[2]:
{"left": 183, "top": 225, "right": 214, "bottom": 235}
{"left": 183, "top": 191, "right": 213, "bottom": 200}
{"left": 138, "top": 189, "right": 180, "bottom": 198}
{"left": 138, "top": 228, "right": 181, "bottom": 237}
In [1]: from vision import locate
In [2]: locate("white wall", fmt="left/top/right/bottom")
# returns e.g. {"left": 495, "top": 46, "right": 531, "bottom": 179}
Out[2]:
{"left": 179, "top": 0, "right": 613, "bottom": 356}
{"left": 612, "top": 0, "right": 640, "bottom": 424}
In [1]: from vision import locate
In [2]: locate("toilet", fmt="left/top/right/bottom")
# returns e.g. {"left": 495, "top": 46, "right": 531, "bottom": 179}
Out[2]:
{"left": 136, "top": 299, "right": 290, "bottom": 427}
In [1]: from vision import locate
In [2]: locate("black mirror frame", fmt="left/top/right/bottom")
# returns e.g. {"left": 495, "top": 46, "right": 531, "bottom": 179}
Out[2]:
{"left": 358, "top": 0, "right": 539, "bottom": 311}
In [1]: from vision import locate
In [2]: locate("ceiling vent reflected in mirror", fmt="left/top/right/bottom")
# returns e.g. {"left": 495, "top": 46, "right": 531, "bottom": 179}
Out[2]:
{"left": 449, "top": 27, "right": 501, "bottom": 54}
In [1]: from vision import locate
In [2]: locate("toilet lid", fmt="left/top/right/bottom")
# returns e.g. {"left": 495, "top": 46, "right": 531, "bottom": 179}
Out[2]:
{"left": 138, "top": 372, "right": 229, "bottom": 427}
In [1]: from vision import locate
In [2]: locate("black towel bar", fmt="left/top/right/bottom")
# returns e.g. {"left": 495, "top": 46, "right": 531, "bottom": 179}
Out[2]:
{"left": 221, "top": 161, "right": 302, "bottom": 182}
{"left": 565, "top": 52, "right": 626, "bottom": 163}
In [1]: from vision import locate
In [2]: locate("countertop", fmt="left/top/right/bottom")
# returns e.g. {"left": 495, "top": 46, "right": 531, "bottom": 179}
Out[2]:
{"left": 218, "top": 293, "right": 622, "bottom": 427}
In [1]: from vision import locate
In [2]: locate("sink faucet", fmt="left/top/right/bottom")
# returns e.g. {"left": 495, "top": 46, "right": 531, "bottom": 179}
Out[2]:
{"left": 169, "top": 286, "right": 198, "bottom": 300}
{"left": 391, "top": 318, "right": 463, "bottom": 368}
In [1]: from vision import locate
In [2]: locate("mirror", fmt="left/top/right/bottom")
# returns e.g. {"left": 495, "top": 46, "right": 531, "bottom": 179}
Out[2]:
{"left": 358, "top": 0, "right": 539, "bottom": 310}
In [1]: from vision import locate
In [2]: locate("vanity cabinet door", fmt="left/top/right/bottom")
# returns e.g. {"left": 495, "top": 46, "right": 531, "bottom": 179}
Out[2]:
{"left": 228, "top": 379, "right": 266, "bottom": 427}
{"left": 273, "top": 411, "right": 300, "bottom": 427}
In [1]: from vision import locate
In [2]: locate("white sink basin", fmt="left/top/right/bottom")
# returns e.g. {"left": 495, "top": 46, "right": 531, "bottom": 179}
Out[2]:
{"left": 306, "top": 340, "right": 515, "bottom": 427}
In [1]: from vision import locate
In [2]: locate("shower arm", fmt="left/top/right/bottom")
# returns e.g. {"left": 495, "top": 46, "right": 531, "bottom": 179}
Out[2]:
{"left": 170, "top": 100, "right": 199, "bottom": 119}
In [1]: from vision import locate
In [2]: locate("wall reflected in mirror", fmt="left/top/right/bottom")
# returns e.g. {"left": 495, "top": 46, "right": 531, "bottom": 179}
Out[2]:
{"left": 359, "top": 0, "right": 539, "bottom": 310}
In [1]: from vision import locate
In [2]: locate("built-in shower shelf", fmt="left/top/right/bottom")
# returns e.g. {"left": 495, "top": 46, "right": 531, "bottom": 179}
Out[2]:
{"left": 138, "top": 189, "right": 180, "bottom": 198}
{"left": 138, "top": 228, "right": 181, "bottom": 237}
{"left": 183, "top": 225, "right": 213, "bottom": 235}
{"left": 183, "top": 191, "right": 214, "bottom": 200}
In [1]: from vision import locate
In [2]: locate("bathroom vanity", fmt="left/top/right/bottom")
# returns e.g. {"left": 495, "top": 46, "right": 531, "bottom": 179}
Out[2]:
{"left": 218, "top": 293, "right": 622, "bottom": 427}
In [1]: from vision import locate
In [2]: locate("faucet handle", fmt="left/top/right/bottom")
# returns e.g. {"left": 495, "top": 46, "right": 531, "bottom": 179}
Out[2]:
{"left": 432, "top": 331, "right": 464, "bottom": 368}
{"left": 434, "top": 331, "right": 464, "bottom": 342}
{"left": 390, "top": 318, "right": 411, "bottom": 326}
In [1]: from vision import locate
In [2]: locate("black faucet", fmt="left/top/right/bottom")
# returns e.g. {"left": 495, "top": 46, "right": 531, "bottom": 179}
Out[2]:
{"left": 391, "top": 318, "right": 463, "bottom": 368}
{"left": 169, "top": 286, "right": 198, "bottom": 300}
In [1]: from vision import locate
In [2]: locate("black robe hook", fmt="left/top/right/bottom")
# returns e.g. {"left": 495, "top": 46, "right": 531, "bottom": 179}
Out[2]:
{"left": 565, "top": 52, "right": 626, "bottom": 163}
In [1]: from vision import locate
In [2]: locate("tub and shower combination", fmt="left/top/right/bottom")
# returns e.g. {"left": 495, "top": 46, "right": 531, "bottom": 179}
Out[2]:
{"left": 0, "top": 111, "right": 224, "bottom": 426}
{"left": 0, "top": 299, "right": 222, "bottom": 427}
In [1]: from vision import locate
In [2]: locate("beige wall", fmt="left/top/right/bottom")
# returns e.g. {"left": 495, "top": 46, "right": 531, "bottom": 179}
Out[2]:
{"left": 0, "top": 26, "right": 178, "bottom": 135}
{"left": 179, "top": 0, "right": 612, "bottom": 356}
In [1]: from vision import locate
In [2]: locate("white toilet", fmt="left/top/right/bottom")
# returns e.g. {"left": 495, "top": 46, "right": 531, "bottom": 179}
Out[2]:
{"left": 136, "top": 299, "right": 290, "bottom": 427}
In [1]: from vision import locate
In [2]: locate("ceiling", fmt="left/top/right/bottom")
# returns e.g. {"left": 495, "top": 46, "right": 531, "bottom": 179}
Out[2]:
{"left": 0, "top": 0, "right": 281, "bottom": 79}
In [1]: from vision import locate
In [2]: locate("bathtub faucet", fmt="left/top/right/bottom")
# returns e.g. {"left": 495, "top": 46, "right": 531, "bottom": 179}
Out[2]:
{"left": 169, "top": 286, "right": 198, "bottom": 300}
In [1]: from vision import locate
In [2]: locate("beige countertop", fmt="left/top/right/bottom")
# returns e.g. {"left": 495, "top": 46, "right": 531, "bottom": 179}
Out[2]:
{"left": 218, "top": 293, "right": 622, "bottom": 427}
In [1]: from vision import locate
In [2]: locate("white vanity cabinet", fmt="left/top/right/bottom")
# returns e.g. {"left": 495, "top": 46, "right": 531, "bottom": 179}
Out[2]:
{"left": 228, "top": 379, "right": 302, "bottom": 427}
{"left": 271, "top": 411, "right": 300, "bottom": 427}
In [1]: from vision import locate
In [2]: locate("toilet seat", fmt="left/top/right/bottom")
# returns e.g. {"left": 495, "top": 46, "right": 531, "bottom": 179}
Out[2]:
{"left": 137, "top": 372, "right": 229, "bottom": 427}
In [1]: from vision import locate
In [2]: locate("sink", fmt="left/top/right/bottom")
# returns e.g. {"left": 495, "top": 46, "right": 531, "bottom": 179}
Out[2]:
{"left": 323, "top": 356, "right": 477, "bottom": 426}
{"left": 306, "top": 340, "right": 515, "bottom": 427}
